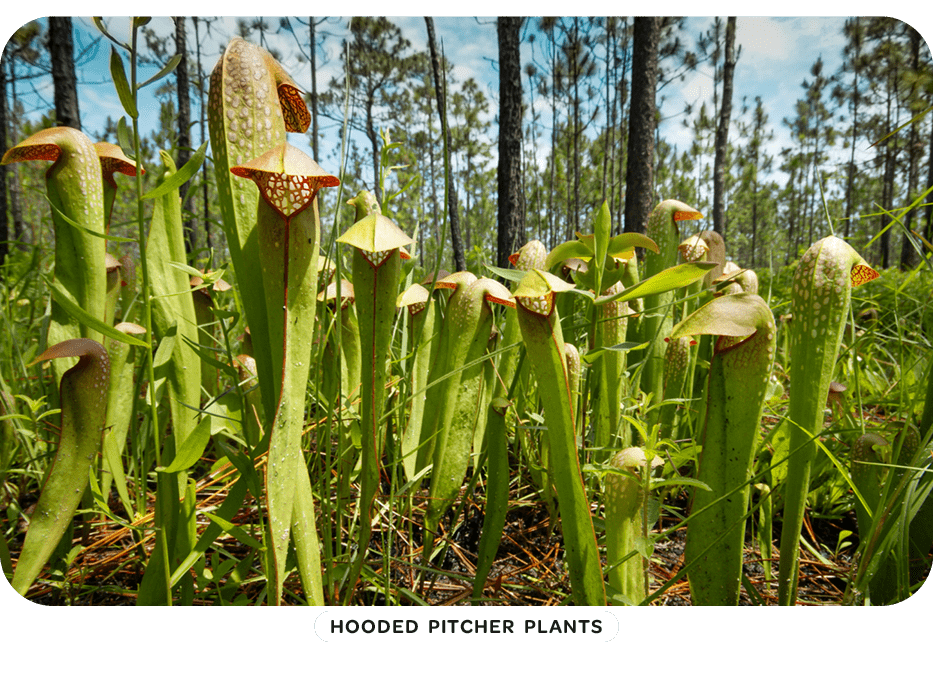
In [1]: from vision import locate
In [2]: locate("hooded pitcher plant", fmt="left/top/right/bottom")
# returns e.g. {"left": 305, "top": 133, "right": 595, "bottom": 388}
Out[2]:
{"left": 208, "top": 37, "right": 311, "bottom": 425}
{"left": 669, "top": 293, "right": 776, "bottom": 605}
{"left": 421, "top": 275, "right": 515, "bottom": 563}
{"left": 513, "top": 269, "right": 606, "bottom": 605}
{"left": 95, "top": 141, "right": 141, "bottom": 230}
{"left": 499, "top": 240, "right": 548, "bottom": 394}
{"left": 778, "top": 236, "right": 878, "bottom": 605}
{"left": 413, "top": 271, "right": 488, "bottom": 491}
{"left": 604, "top": 447, "right": 663, "bottom": 605}
{"left": 397, "top": 282, "right": 436, "bottom": 482}
{"left": 230, "top": 143, "right": 339, "bottom": 605}
{"left": 640, "top": 200, "right": 703, "bottom": 422}
{"left": 1, "top": 127, "right": 107, "bottom": 383}
{"left": 337, "top": 205, "right": 413, "bottom": 600}
{"left": 12, "top": 339, "right": 110, "bottom": 596}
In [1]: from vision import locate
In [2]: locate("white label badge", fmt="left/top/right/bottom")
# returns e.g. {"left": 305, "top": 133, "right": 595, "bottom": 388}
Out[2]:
{"left": 314, "top": 610, "right": 619, "bottom": 642}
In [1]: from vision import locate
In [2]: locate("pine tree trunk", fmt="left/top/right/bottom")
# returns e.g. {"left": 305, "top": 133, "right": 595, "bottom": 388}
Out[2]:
{"left": 713, "top": 17, "right": 736, "bottom": 239}
{"left": 192, "top": 17, "right": 212, "bottom": 260}
{"left": 624, "top": 17, "right": 660, "bottom": 234}
{"left": 0, "top": 55, "right": 7, "bottom": 269}
{"left": 496, "top": 17, "right": 525, "bottom": 268}
{"left": 309, "top": 18, "right": 320, "bottom": 162}
{"left": 5, "top": 57, "right": 24, "bottom": 244}
{"left": 425, "top": 17, "right": 465, "bottom": 272}
{"left": 899, "top": 27, "right": 921, "bottom": 270}
{"left": 174, "top": 17, "right": 195, "bottom": 257}
{"left": 48, "top": 17, "right": 81, "bottom": 130}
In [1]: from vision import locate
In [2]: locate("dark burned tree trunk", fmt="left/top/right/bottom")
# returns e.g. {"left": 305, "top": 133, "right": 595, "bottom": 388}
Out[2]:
{"left": 496, "top": 16, "right": 525, "bottom": 268}
{"left": 5, "top": 67, "right": 23, "bottom": 247}
{"left": 425, "top": 17, "right": 465, "bottom": 272}
{"left": 624, "top": 16, "right": 660, "bottom": 234}
{"left": 48, "top": 17, "right": 81, "bottom": 130}
{"left": 713, "top": 17, "right": 736, "bottom": 239}
{"left": 309, "top": 18, "right": 320, "bottom": 162}
{"left": 174, "top": 17, "right": 196, "bottom": 257}
{"left": 899, "top": 26, "right": 921, "bottom": 270}
{"left": 0, "top": 55, "right": 8, "bottom": 270}
{"left": 192, "top": 17, "right": 212, "bottom": 259}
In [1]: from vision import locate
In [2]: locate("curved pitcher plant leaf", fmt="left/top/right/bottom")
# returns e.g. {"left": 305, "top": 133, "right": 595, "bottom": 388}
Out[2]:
{"left": 397, "top": 283, "right": 436, "bottom": 481}
{"left": 512, "top": 270, "right": 606, "bottom": 606}
{"left": 415, "top": 271, "right": 477, "bottom": 479}
{"left": 337, "top": 207, "right": 413, "bottom": 601}
{"left": 604, "top": 447, "right": 663, "bottom": 605}
{"left": 208, "top": 37, "right": 311, "bottom": 423}
{"left": 2, "top": 127, "right": 107, "bottom": 383}
{"left": 102, "top": 321, "right": 146, "bottom": 516}
{"left": 778, "top": 236, "right": 879, "bottom": 605}
{"left": 12, "top": 339, "right": 110, "bottom": 596}
{"left": 659, "top": 334, "right": 696, "bottom": 439}
{"left": 500, "top": 240, "right": 549, "bottom": 394}
{"left": 422, "top": 278, "right": 514, "bottom": 563}
{"left": 231, "top": 142, "right": 339, "bottom": 605}
{"left": 640, "top": 200, "right": 703, "bottom": 419}
{"left": 472, "top": 398, "right": 511, "bottom": 602}
{"left": 670, "top": 292, "right": 776, "bottom": 605}
{"left": 94, "top": 141, "right": 142, "bottom": 231}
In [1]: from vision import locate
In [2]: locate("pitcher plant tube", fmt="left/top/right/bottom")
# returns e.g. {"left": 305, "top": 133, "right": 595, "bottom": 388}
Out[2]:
{"left": 231, "top": 142, "right": 339, "bottom": 605}
{"left": 512, "top": 268, "right": 606, "bottom": 606}
{"left": 639, "top": 199, "right": 703, "bottom": 422}
{"left": 12, "top": 339, "right": 110, "bottom": 595}
{"left": 337, "top": 205, "right": 413, "bottom": 601}
{"left": 208, "top": 36, "right": 311, "bottom": 425}
{"left": 778, "top": 236, "right": 878, "bottom": 605}
{"left": 1, "top": 127, "right": 108, "bottom": 383}
{"left": 670, "top": 293, "right": 776, "bottom": 605}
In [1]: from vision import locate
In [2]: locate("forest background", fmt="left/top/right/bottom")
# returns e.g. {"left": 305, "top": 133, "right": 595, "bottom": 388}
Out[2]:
{"left": 2, "top": 14, "right": 932, "bottom": 275}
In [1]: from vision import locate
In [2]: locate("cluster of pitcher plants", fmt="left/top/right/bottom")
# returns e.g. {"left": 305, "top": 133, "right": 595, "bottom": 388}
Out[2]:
{"left": 2, "top": 24, "right": 932, "bottom": 606}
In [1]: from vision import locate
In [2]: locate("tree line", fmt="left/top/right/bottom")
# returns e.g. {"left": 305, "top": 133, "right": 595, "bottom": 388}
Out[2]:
{"left": 1, "top": 16, "right": 931, "bottom": 274}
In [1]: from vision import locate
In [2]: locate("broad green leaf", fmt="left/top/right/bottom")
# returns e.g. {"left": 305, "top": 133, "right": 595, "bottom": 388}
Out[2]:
{"left": 48, "top": 279, "right": 149, "bottom": 348}
{"left": 205, "top": 513, "right": 263, "bottom": 549}
{"left": 482, "top": 263, "right": 527, "bottom": 282}
{"left": 582, "top": 340, "right": 649, "bottom": 363}
{"left": 116, "top": 117, "right": 133, "bottom": 154}
{"left": 142, "top": 143, "right": 208, "bottom": 200}
{"left": 139, "top": 53, "right": 182, "bottom": 90}
{"left": 157, "top": 416, "right": 212, "bottom": 473}
{"left": 651, "top": 477, "right": 712, "bottom": 491}
{"left": 110, "top": 47, "right": 138, "bottom": 118}
{"left": 595, "top": 262, "right": 717, "bottom": 305}
{"left": 545, "top": 240, "right": 594, "bottom": 269}
{"left": 606, "top": 232, "right": 659, "bottom": 256}
{"left": 167, "top": 260, "right": 206, "bottom": 279}
{"left": 12, "top": 339, "right": 110, "bottom": 595}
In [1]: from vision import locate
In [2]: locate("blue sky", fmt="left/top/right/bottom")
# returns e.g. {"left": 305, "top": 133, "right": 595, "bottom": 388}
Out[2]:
{"left": 2, "top": 12, "right": 931, "bottom": 192}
